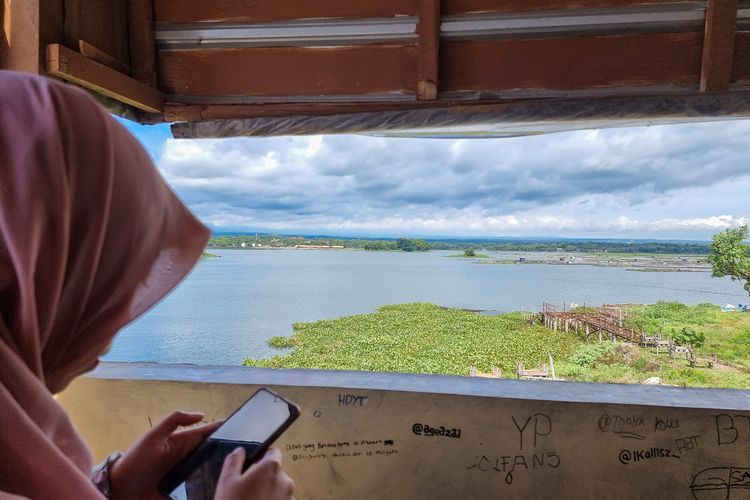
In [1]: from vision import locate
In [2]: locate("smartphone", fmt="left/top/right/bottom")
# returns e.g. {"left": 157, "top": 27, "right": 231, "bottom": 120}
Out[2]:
{"left": 158, "top": 388, "right": 300, "bottom": 498}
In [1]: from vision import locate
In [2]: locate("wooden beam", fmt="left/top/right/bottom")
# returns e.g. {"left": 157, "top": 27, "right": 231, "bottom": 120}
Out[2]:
{"left": 700, "top": 0, "right": 738, "bottom": 91}
{"left": 154, "top": 0, "right": 418, "bottom": 24}
{"left": 79, "top": 40, "right": 130, "bottom": 74}
{"left": 169, "top": 92, "right": 750, "bottom": 137}
{"left": 127, "top": 0, "right": 157, "bottom": 87}
{"left": 444, "top": 0, "right": 692, "bottom": 15}
{"left": 1, "top": 0, "right": 40, "bottom": 73}
{"left": 46, "top": 44, "right": 164, "bottom": 113}
{"left": 165, "top": 102, "right": 425, "bottom": 122}
{"left": 441, "top": 33, "right": 704, "bottom": 92}
{"left": 732, "top": 32, "right": 750, "bottom": 84}
{"left": 417, "top": 0, "right": 439, "bottom": 100}
{"left": 159, "top": 45, "right": 418, "bottom": 97}
{"left": 164, "top": 86, "right": 750, "bottom": 122}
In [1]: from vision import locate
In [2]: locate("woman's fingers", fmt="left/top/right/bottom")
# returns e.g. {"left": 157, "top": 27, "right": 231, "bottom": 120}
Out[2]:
{"left": 220, "top": 447, "right": 246, "bottom": 481}
{"left": 155, "top": 411, "right": 204, "bottom": 433}
{"left": 152, "top": 411, "right": 204, "bottom": 437}
{"left": 255, "top": 447, "right": 283, "bottom": 470}
{"left": 216, "top": 447, "right": 294, "bottom": 500}
{"left": 172, "top": 420, "right": 224, "bottom": 456}
{"left": 262, "top": 447, "right": 283, "bottom": 463}
{"left": 175, "top": 419, "right": 223, "bottom": 440}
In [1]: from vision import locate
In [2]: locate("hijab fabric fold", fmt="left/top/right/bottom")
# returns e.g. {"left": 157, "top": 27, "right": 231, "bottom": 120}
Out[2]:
{"left": 0, "top": 71, "right": 210, "bottom": 499}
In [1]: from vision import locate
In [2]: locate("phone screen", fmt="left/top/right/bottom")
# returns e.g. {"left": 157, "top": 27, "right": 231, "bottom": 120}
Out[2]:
{"left": 160, "top": 388, "right": 299, "bottom": 499}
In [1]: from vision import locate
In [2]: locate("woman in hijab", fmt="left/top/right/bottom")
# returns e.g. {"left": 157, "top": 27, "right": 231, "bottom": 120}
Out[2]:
{"left": 0, "top": 71, "right": 294, "bottom": 499}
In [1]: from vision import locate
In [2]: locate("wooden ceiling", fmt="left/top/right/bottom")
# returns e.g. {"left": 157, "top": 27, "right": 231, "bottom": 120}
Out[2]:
{"left": 3, "top": 0, "right": 750, "bottom": 137}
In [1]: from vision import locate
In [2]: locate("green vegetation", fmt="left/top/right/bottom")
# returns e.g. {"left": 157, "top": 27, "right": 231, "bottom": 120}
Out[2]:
{"left": 208, "top": 233, "right": 709, "bottom": 254}
{"left": 708, "top": 225, "right": 750, "bottom": 295}
{"left": 560, "top": 302, "right": 750, "bottom": 387}
{"left": 209, "top": 234, "right": 428, "bottom": 252}
{"left": 447, "top": 252, "right": 491, "bottom": 259}
{"left": 201, "top": 251, "right": 219, "bottom": 258}
{"left": 267, "top": 336, "right": 294, "bottom": 348}
{"left": 244, "top": 303, "right": 577, "bottom": 375}
{"left": 625, "top": 302, "right": 717, "bottom": 346}
{"left": 626, "top": 302, "right": 750, "bottom": 373}
{"left": 244, "top": 301, "right": 750, "bottom": 389}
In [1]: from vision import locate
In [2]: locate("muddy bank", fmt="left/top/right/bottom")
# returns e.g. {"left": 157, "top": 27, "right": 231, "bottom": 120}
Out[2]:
{"left": 474, "top": 253, "right": 710, "bottom": 272}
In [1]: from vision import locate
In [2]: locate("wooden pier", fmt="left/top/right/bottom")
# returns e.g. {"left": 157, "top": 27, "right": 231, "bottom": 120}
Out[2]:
{"left": 539, "top": 302, "right": 642, "bottom": 343}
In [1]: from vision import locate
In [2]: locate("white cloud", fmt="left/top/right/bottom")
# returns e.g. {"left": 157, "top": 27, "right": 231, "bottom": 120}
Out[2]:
{"left": 153, "top": 120, "right": 750, "bottom": 239}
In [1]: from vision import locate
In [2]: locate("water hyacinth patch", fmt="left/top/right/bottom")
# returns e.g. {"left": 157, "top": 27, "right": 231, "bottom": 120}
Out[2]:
{"left": 244, "top": 303, "right": 578, "bottom": 375}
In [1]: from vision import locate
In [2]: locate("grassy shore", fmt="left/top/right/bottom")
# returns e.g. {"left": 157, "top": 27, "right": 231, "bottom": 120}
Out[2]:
{"left": 244, "top": 302, "right": 750, "bottom": 389}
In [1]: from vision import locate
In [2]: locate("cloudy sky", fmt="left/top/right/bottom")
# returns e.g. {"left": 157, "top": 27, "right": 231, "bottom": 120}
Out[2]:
{"left": 120, "top": 118, "right": 750, "bottom": 241}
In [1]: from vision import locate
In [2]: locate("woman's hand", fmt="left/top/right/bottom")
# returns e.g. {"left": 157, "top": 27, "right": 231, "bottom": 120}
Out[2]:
{"left": 215, "top": 447, "right": 295, "bottom": 500}
{"left": 108, "top": 411, "right": 221, "bottom": 500}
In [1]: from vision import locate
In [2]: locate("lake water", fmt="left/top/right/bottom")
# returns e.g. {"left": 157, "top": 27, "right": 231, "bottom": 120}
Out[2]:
{"left": 103, "top": 249, "right": 748, "bottom": 365}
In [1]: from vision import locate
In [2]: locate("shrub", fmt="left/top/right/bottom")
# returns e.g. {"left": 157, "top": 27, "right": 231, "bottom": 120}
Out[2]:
{"left": 633, "top": 357, "right": 647, "bottom": 371}
{"left": 663, "top": 367, "right": 709, "bottom": 385}
{"left": 644, "top": 359, "right": 661, "bottom": 371}
{"left": 672, "top": 327, "right": 706, "bottom": 348}
{"left": 569, "top": 341, "right": 620, "bottom": 368}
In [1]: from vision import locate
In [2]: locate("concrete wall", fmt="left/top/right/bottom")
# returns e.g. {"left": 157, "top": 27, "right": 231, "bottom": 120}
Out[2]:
{"left": 59, "top": 362, "right": 750, "bottom": 499}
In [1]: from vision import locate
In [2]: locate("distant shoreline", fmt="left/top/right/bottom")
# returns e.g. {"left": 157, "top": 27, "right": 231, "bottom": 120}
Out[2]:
{"left": 205, "top": 247, "right": 710, "bottom": 272}
{"left": 208, "top": 234, "right": 710, "bottom": 255}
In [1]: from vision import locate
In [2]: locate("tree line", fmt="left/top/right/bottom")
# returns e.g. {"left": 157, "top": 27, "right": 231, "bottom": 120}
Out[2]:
{"left": 208, "top": 233, "right": 709, "bottom": 254}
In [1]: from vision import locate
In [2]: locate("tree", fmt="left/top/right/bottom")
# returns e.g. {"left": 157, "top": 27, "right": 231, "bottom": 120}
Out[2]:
{"left": 464, "top": 248, "right": 476, "bottom": 257}
{"left": 396, "top": 238, "right": 429, "bottom": 252}
{"left": 708, "top": 225, "right": 750, "bottom": 296}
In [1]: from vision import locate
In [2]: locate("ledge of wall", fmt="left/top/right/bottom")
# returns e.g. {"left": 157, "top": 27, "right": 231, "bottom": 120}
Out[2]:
{"left": 59, "top": 362, "right": 750, "bottom": 499}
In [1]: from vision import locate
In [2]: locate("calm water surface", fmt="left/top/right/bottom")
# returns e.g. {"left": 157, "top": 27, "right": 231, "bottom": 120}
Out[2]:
{"left": 104, "top": 249, "right": 748, "bottom": 365}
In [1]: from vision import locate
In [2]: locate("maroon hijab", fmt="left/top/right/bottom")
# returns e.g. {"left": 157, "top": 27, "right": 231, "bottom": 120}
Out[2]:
{"left": 0, "top": 71, "right": 210, "bottom": 498}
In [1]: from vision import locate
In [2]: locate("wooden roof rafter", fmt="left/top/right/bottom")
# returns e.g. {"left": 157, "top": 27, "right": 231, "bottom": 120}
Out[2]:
{"left": 700, "top": 0, "right": 739, "bottom": 91}
{"left": 417, "top": 0, "right": 440, "bottom": 100}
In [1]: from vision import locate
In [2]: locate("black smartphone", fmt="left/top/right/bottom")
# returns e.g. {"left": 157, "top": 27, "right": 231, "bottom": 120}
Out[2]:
{"left": 158, "top": 388, "right": 300, "bottom": 498}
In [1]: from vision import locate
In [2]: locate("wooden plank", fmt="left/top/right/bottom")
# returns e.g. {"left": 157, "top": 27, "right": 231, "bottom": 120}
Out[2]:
{"left": 1, "top": 0, "right": 40, "bottom": 73}
{"left": 441, "top": 33, "right": 704, "bottom": 92}
{"left": 127, "top": 0, "right": 158, "bottom": 87}
{"left": 164, "top": 102, "right": 423, "bottom": 122}
{"left": 444, "top": 0, "right": 695, "bottom": 15}
{"left": 79, "top": 40, "right": 131, "bottom": 74}
{"left": 700, "top": 0, "right": 738, "bottom": 91}
{"left": 158, "top": 45, "right": 418, "bottom": 97}
{"left": 46, "top": 44, "right": 164, "bottom": 113}
{"left": 732, "top": 32, "right": 750, "bottom": 84}
{"left": 154, "top": 0, "right": 418, "bottom": 24}
{"left": 417, "top": 0, "right": 440, "bottom": 100}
